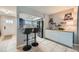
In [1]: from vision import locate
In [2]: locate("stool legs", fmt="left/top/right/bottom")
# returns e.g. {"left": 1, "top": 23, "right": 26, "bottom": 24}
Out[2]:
{"left": 23, "top": 34, "right": 32, "bottom": 51}
{"left": 23, "top": 32, "right": 39, "bottom": 51}
{"left": 32, "top": 33, "right": 39, "bottom": 47}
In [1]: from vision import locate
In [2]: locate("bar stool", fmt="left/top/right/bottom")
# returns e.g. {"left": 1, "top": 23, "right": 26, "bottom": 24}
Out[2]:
{"left": 23, "top": 28, "right": 32, "bottom": 51}
{"left": 32, "top": 28, "right": 39, "bottom": 47}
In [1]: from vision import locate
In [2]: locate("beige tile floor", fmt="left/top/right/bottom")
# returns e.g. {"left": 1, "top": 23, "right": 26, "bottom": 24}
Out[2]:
{"left": 17, "top": 36, "right": 78, "bottom": 52}
{"left": 0, "top": 35, "right": 16, "bottom": 52}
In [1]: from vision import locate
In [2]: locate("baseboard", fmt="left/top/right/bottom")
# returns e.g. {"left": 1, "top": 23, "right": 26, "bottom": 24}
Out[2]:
{"left": 74, "top": 44, "right": 79, "bottom": 46}
{"left": 17, "top": 44, "right": 26, "bottom": 48}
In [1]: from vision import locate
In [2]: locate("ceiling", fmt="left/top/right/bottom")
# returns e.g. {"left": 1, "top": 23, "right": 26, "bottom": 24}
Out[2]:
{"left": 0, "top": 6, "right": 16, "bottom": 16}
{"left": 25, "top": 6, "right": 75, "bottom": 15}
{"left": 0, "top": 6, "right": 75, "bottom": 17}
{"left": 18, "top": 6, "right": 75, "bottom": 20}
{"left": 19, "top": 13, "right": 41, "bottom": 20}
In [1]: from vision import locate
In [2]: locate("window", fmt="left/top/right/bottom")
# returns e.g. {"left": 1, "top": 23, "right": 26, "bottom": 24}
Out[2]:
{"left": 5, "top": 20, "right": 13, "bottom": 24}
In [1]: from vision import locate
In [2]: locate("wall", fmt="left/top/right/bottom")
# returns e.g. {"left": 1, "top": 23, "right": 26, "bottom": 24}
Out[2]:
{"left": 0, "top": 16, "right": 1, "bottom": 30}
{"left": 49, "top": 8, "right": 75, "bottom": 31}
{"left": 74, "top": 7, "right": 78, "bottom": 44}
{"left": 17, "top": 6, "right": 45, "bottom": 46}
{"left": 0, "top": 17, "right": 1, "bottom": 36}
{"left": 0, "top": 6, "right": 17, "bottom": 37}
{"left": 77, "top": 7, "right": 79, "bottom": 44}
{"left": 49, "top": 7, "right": 78, "bottom": 44}
{"left": 0, "top": 16, "right": 16, "bottom": 36}
{"left": 43, "top": 15, "right": 50, "bottom": 38}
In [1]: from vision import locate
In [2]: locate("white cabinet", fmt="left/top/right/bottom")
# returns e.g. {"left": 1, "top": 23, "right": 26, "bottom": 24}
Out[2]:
{"left": 45, "top": 30, "right": 74, "bottom": 47}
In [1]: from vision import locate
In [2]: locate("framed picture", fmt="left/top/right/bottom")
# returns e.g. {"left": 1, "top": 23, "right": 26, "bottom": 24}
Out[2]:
{"left": 64, "top": 12, "right": 73, "bottom": 20}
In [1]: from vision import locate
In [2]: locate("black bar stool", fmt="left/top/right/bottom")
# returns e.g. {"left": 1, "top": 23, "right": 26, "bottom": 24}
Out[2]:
{"left": 23, "top": 28, "right": 32, "bottom": 51}
{"left": 32, "top": 28, "right": 39, "bottom": 47}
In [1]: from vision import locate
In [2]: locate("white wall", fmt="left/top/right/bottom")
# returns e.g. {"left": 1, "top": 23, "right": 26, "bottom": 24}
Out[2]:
{"left": 77, "top": 7, "right": 79, "bottom": 44}
{"left": 17, "top": 6, "right": 46, "bottom": 46}
{"left": 49, "top": 8, "right": 76, "bottom": 31}
{"left": 48, "top": 7, "right": 78, "bottom": 44}
{"left": 0, "top": 16, "right": 16, "bottom": 36}
{"left": 43, "top": 15, "right": 50, "bottom": 37}
{"left": 0, "top": 6, "right": 17, "bottom": 36}
{"left": 0, "top": 17, "right": 1, "bottom": 31}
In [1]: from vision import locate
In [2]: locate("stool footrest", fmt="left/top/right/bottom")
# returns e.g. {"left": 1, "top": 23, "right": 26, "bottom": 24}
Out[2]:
{"left": 23, "top": 45, "right": 32, "bottom": 51}
{"left": 32, "top": 42, "right": 39, "bottom": 47}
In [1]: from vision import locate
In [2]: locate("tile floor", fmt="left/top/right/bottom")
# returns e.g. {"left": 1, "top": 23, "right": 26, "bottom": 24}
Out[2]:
{"left": 17, "top": 36, "right": 78, "bottom": 52}
{"left": 0, "top": 35, "right": 16, "bottom": 52}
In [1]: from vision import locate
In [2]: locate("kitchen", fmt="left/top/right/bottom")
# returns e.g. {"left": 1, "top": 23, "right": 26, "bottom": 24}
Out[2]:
{"left": 17, "top": 6, "right": 79, "bottom": 52}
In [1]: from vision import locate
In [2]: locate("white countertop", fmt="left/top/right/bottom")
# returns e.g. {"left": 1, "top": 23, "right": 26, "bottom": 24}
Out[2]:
{"left": 46, "top": 29, "right": 74, "bottom": 33}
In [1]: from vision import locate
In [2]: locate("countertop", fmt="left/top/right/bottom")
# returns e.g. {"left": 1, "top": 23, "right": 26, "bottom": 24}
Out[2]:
{"left": 46, "top": 29, "right": 74, "bottom": 33}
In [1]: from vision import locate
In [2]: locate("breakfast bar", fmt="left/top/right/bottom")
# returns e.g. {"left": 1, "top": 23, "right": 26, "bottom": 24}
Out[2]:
{"left": 45, "top": 30, "right": 74, "bottom": 47}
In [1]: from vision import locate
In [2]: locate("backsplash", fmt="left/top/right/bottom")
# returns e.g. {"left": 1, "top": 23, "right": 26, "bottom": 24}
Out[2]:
{"left": 48, "top": 7, "right": 77, "bottom": 32}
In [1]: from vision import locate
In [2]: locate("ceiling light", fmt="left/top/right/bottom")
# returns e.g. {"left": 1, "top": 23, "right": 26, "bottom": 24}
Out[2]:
{"left": 0, "top": 8, "right": 14, "bottom": 14}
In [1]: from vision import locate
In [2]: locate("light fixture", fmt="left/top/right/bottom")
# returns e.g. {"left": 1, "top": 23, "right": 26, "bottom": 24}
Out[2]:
{"left": 33, "top": 17, "right": 41, "bottom": 20}
{"left": 5, "top": 20, "right": 13, "bottom": 24}
{"left": 0, "top": 8, "right": 14, "bottom": 14}
{"left": 20, "top": 13, "right": 41, "bottom": 21}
